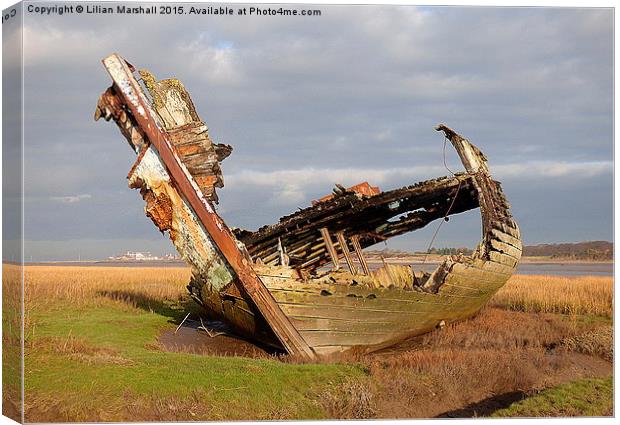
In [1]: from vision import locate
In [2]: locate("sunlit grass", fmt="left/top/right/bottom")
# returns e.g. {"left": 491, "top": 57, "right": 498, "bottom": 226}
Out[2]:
{"left": 4, "top": 265, "right": 613, "bottom": 420}
{"left": 490, "top": 275, "right": 613, "bottom": 317}
{"left": 492, "top": 377, "right": 613, "bottom": 417}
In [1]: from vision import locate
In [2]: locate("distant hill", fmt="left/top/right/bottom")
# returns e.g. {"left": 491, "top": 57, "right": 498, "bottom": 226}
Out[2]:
{"left": 365, "top": 248, "right": 413, "bottom": 258}
{"left": 523, "top": 241, "right": 612, "bottom": 260}
{"left": 366, "top": 241, "right": 613, "bottom": 261}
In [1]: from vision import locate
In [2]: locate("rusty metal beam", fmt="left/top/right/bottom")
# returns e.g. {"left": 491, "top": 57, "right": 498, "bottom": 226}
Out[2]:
{"left": 101, "top": 53, "right": 315, "bottom": 360}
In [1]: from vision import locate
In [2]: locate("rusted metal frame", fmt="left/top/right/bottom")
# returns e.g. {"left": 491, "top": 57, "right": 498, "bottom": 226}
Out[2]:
{"left": 102, "top": 54, "right": 315, "bottom": 360}
{"left": 319, "top": 227, "right": 340, "bottom": 270}
{"left": 350, "top": 235, "right": 370, "bottom": 275}
{"left": 336, "top": 232, "right": 358, "bottom": 274}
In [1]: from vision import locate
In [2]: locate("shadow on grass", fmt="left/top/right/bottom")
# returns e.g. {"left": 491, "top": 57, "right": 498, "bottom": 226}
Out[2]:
{"left": 96, "top": 290, "right": 203, "bottom": 324}
{"left": 436, "top": 391, "right": 528, "bottom": 418}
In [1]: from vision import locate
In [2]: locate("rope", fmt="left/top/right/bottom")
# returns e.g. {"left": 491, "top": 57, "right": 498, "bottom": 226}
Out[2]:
{"left": 421, "top": 136, "right": 464, "bottom": 266}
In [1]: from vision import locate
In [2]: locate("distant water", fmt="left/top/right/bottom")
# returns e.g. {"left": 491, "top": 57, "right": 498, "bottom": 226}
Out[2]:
{"left": 317, "top": 259, "right": 613, "bottom": 277}
{"left": 514, "top": 262, "right": 612, "bottom": 277}
{"left": 395, "top": 261, "right": 613, "bottom": 277}
{"left": 26, "top": 260, "right": 613, "bottom": 277}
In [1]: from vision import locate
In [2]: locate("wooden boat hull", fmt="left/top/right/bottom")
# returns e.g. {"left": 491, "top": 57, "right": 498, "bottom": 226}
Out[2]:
{"left": 96, "top": 54, "right": 522, "bottom": 358}
{"left": 261, "top": 259, "right": 514, "bottom": 356}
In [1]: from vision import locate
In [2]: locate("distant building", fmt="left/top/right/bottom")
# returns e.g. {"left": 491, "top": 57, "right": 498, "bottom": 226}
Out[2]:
{"left": 108, "top": 251, "right": 161, "bottom": 261}
{"left": 162, "top": 253, "right": 181, "bottom": 260}
{"left": 107, "top": 251, "right": 182, "bottom": 261}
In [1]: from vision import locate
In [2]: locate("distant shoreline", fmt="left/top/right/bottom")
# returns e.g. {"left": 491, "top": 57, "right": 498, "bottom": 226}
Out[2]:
{"left": 10, "top": 255, "right": 613, "bottom": 267}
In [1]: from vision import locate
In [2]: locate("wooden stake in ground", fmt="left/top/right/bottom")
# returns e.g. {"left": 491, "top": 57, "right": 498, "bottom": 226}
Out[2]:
{"left": 175, "top": 313, "right": 191, "bottom": 335}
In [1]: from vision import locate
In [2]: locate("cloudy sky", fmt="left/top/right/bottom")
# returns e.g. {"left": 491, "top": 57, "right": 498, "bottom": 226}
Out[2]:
{"left": 4, "top": 3, "right": 613, "bottom": 261}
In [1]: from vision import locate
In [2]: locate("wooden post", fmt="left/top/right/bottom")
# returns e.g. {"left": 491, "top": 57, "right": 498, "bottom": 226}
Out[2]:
{"left": 336, "top": 232, "right": 357, "bottom": 274}
{"left": 351, "top": 235, "right": 370, "bottom": 275}
{"left": 102, "top": 54, "right": 315, "bottom": 360}
{"left": 319, "top": 228, "right": 340, "bottom": 270}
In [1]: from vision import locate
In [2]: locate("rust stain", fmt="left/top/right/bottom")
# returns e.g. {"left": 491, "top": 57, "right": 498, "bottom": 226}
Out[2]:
{"left": 312, "top": 181, "right": 381, "bottom": 205}
{"left": 144, "top": 191, "right": 173, "bottom": 232}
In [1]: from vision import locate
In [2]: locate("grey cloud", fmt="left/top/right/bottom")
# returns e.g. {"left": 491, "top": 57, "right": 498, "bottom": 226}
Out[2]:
{"left": 15, "top": 4, "right": 612, "bottom": 260}
{"left": 49, "top": 193, "right": 92, "bottom": 203}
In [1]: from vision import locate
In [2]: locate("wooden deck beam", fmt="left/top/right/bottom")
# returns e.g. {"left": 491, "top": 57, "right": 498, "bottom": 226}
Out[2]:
{"left": 319, "top": 228, "right": 340, "bottom": 270}
{"left": 351, "top": 235, "right": 370, "bottom": 275}
{"left": 336, "top": 232, "right": 358, "bottom": 274}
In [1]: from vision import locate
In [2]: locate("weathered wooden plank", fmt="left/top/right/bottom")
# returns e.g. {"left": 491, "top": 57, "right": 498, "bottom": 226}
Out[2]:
{"left": 489, "top": 239, "right": 523, "bottom": 260}
{"left": 492, "top": 220, "right": 521, "bottom": 240}
{"left": 350, "top": 235, "right": 370, "bottom": 275}
{"left": 336, "top": 232, "right": 358, "bottom": 274}
{"left": 320, "top": 228, "right": 340, "bottom": 270}
{"left": 490, "top": 228, "right": 522, "bottom": 249}
{"left": 291, "top": 317, "right": 397, "bottom": 333}
{"left": 300, "top": 330, "right": 397, "bottom": 347}
{"left": 489, "top": 251, "right": 519, "bottom": 268}
{"left": 480, "top": 259, "right": 515, "bottom": 275}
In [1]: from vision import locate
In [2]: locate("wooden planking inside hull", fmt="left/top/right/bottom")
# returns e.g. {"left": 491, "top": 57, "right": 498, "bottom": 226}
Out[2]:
{"left": 489, "top": 239, "right": 523, "bottom": 260}
{"left": 490, "top": 229, "right": 522, "bottom": 249}
{"left": 488, "top": 251, "right": 519, "bottom": 268}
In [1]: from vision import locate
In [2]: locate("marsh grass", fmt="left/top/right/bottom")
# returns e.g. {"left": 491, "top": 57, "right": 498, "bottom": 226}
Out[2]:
{"left": 321, "top": 307, "right": 612, "bottom": 419}
{"left": 24, "top": 266, "right": 191, "bottom": 308}
{"left": 490, "top": 274, "right": 612, "bottom": 317}
{"left": 17, "top": 265, "right": 361, "bottom": 422}
{"left": 2, "top": 264, "right": 23, "bottom": 422}
{"left": 492, "top": 377, "right": 613, "bottom": 417}
{"left": 559, "top": 326, "right": 613, "bottom": 362}
{"left": 7, "top": 265, "right": 614, "bottom": 420}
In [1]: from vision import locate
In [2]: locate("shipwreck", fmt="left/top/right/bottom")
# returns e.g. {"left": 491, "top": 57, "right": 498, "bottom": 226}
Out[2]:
{"left": 95, "top": 54, "right": 522, "bottom": 359}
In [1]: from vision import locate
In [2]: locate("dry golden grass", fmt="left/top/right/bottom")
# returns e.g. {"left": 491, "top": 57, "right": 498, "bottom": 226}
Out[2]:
{"left": 21, "top": 266, "right": 192, "bottom": 347}
{"left": 560, "top": 326, "right": 613, "bottom": 362}
{"left": 3, "top": 264, "right": 23, "bottom": 345}
{"left": 490, "top": 274, "right": 613, "bottom": 317}
{"left": 2, "top": 264, "right": 23, "bottom": 423}
{"left": 22, "top": 267, "right": 613, "bottom": 318}
{"left": 321, "top": 307, "right": 613, "bottom": 419}
{"left": 24, "top": 266, "right": 191, "bottom": 306}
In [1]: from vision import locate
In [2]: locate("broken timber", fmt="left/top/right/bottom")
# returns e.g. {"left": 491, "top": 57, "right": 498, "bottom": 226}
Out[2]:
{"left": 96, "top": 54, "right": 522, "bottom": 357}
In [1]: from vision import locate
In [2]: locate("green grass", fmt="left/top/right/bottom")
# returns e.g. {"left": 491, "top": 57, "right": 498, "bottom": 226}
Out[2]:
{"left": 16, "top": 267, "right": 614, "bottom": 421}
{"left": 492, "top": 377, "right": 613, "bottom": 417}
{"left": 24, "top": 300, "right": 363, "bottom": 421}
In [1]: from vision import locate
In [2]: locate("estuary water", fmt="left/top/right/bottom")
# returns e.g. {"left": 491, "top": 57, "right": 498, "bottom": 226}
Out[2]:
{"left": 403, "top": 261, "right": 613, "bottom": 277}
{"left": 27, "top": 259, "right": 613, "bottom": 277}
